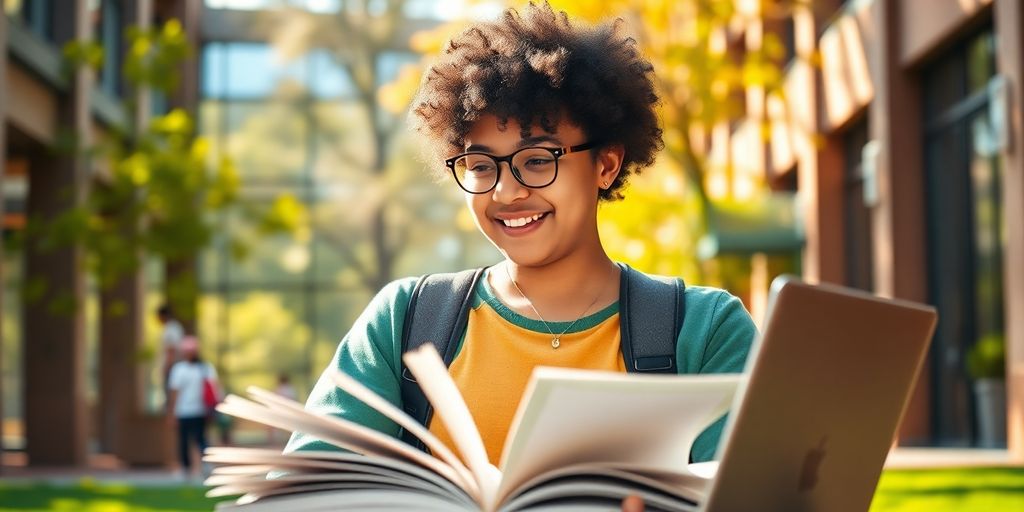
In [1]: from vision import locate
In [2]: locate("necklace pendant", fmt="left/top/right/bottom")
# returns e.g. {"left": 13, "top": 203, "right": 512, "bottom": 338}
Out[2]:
{"left": 551, "top": 337, "right": 561, "bottom": 349}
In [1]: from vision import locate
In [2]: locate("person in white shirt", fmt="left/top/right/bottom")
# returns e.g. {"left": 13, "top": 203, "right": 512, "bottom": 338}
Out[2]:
{"left": 167, "top": 336, "right": 217, "bottom": 480}
{"left": 157, "top": 304, "right": 185, "bottom": 388}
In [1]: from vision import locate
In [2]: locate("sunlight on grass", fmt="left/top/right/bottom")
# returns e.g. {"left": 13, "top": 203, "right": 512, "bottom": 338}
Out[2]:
{"left": 870, "top": 467, "right": 1024, "bottom": 512}
{"left": 0, "top": 482, "right": 225, "bottom": 512}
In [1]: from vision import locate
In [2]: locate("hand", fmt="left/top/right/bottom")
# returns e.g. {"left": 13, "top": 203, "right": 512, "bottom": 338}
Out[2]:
{"left": 621, "top": 494, "right": 644, "bottom": 512}
{"left": 165, "top": 413, "right": 176, "bottom": 429}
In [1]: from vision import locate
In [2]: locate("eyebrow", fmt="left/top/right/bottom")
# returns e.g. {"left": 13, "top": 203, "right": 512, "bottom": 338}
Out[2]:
{"left": 465, "top": 134, "right": 564, "bottom": 153}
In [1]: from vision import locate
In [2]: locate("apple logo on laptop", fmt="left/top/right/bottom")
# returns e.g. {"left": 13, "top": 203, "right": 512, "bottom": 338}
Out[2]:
{"left": 799, "top": 437, "right": 828, "bottom": 492}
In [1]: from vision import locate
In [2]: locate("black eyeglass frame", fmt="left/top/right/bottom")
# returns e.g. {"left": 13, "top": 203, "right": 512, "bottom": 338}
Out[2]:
{"left": 445, "top": 141, "right": 601, "bottom": 194}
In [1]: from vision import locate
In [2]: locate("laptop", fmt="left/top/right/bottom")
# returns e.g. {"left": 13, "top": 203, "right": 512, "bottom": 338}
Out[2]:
{"left": 702, "top": 275, "right": 938, "bottom": 512}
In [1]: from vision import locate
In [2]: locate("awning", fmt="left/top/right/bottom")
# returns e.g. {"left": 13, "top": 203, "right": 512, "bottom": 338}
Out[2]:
{"left": 697, "top": 192, "right": 804, "bottom": 260}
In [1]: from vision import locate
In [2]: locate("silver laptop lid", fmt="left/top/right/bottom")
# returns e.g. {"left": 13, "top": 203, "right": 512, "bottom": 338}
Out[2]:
{"left": 703, "top": 276, "right": 937, "bottom": 512}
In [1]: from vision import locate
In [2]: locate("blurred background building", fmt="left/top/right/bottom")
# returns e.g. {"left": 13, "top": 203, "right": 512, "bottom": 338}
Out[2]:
{"left": 0, "top": 0, "right": 1021, "bottom": 469}
{"left": 767, "top": 0, "right": 1023, "bottom": 458}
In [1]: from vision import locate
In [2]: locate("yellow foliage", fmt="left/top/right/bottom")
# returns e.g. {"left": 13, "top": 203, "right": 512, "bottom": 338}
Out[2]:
{"left": 190, "top": 136, "right": 210, "bottom": 162}
{"left": 163, "top": 18, "right": 183, "bottom": 38}
{"left": 267, "top": 194, "right": 309, "bottom": 232}
{"left": 409, "top": 21, "right": 469, "bottom": 54}
{"left": 151, "top": 109, "right": 192, "bottom": 135}
{"left": 130, "top": 37, "right": 151, "bottom": 59}
{"left": 597, "top": 162, "right": 704, "bottom": 281}
{"left": 126, "top": 154, "right": 150, "bottom": 186}
{"left": 377, "top": 64, "right": 424, "bottom": 114}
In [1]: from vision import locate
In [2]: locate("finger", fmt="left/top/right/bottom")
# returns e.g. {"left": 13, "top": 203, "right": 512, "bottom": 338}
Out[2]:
{"left": 622, "top": 494, "right": 644, "bottom": 512}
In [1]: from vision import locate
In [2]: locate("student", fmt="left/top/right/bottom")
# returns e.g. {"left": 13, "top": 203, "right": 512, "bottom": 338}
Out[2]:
{"left": 288, "top": 0, "right": 755, "bottom": 471}
{"left": 167, "top": 336, "right": 218, "bottom": 481}
{"left": 156, "top": 304, "right": 185, "bottom": 390}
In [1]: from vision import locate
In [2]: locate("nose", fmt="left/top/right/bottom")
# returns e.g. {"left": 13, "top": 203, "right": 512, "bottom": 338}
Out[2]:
{"left": 491, "top": 161, "right": 529, "bottom": 204}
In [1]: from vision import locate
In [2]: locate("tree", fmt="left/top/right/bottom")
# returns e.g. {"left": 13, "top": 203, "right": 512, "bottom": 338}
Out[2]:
{"left": 547, "top": 0, "right": 804, "bottom": 283}
{"left": 35, "top": 20, "right": 302, "bottom": 455}
{"left": 55, "top": 20, "right": 301, "bottom": 314}
{"left": 265, "top": 1, "right": 482, "bottom": 293}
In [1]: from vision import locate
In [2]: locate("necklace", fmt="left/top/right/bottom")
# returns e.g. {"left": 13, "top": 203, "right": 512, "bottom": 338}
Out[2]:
{"left": 505, "top": 265, "right": 606, "bottom": 349}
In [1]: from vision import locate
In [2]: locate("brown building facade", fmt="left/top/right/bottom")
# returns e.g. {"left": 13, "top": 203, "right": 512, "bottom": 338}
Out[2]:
{"left": 766, "top": 0, "right": 1023, "bottom": 459}
{"left": 1, "top": 0, "right": 201, "bottom": 467}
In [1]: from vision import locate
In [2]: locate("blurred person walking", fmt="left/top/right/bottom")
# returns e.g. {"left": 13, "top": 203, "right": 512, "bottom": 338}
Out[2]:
{"left": 156, "top": 304, "right": 185, "bottom": 390}
{"left": 166, "top": 336, "right": 218, "bottom": 482}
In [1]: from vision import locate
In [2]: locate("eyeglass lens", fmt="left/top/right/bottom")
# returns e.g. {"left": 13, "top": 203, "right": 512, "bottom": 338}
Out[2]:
{"left": 452, "top": 147, "right": 558, "bottom": 193}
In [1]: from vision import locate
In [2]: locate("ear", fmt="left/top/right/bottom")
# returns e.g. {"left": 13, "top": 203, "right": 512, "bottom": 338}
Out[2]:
{"left": 595, "top": 144, "right": 625, "bottom": 190}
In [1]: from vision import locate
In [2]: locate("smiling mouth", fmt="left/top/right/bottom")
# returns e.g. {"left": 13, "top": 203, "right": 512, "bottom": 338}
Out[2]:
{"left": 499, "top": 212, "right": 550, "bottom": 228}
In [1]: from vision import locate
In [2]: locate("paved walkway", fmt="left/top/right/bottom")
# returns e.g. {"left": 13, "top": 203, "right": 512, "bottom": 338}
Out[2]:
{"left": 1, "top": 451, "right": 216, "bottom": 486}
{"left": 884, "top": 447, "right": 1019, "bottom": 469}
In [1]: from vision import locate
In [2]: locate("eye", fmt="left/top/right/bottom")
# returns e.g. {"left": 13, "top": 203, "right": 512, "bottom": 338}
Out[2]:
{"left": 469, "top": 162, "right": 497, "bottom": 173}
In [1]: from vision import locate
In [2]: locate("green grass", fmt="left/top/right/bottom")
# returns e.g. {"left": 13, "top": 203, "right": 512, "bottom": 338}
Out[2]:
{"left": 0, "top": 479, "right": 231, "bottom": 512}
{"left": 0, "top": 468, "right": 1022, "bottom": 511}
{"left": 870, "top": 467, "right": 1024, "bottom": 512}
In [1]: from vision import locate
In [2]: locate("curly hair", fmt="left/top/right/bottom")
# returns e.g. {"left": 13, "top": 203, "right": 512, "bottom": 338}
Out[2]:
{"left": 410, "top": 2, "right": 663, "bottom": 201}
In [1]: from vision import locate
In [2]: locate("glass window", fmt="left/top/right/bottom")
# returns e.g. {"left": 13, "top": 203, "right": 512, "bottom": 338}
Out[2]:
{"left": 223, "top": 289, "right": 311, "bottom": 393}
{"left": 311, "top": 101, "right": 376, "bottom": 182}
{"left": 229, "top": 43, "right": 305, "bottom": 99}
{"left": 311, "top": 290, "right": 372, "bottom": 375}
{"left": 923, "top": 51, "right": 965, "bottom": 124}
{"left": 95, "top": 0, "right": 122, "bottom": 97}
{"left": 966, "top": 31, "right": 997, "bottom": 97}
{"left": 309, "top": 50, "right": 356, "bottom": 99}
{"left": 922, "top": 25, "right": 1004, "bottom": 448}
{"left": 194, "top": 31, "right": 484, "bottom": 409}
{"left": 202, "top": 43, "right": 357, "bottom": 100}
{"left": 202, "top": 43, "right": 229, "bottom": 99}
{"left": 376, "top": 51, "right": 418, "bottom": 88}
{"left": 205, "top": 0, "right": 339, "bottom": 11}
{"left": 203, "top": 43, "right": 302, "bottom": 99}
{"left": 223, "top": 101, "right": 310, "bottom": 184}
{"left": 222, "top": 197, "right": 312, "bottom": 286}
{"left": 6, "top": 0, "right": 54, "bottom": 42}
{"left": 842, "top": 117, "right": 873, "bottom": 292}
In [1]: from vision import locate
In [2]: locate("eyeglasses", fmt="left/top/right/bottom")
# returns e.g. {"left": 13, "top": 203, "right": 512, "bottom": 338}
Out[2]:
{"left": 445, "top": 141, "right": 600, "bottom": 194}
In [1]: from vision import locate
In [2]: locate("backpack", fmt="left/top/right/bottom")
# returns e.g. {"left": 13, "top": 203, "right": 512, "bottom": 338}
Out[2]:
{"left": 202, "top": 363, "right": 222, "bottom": 413}
{"left": 397, "top": 262, "right": 686, "bottom": 451}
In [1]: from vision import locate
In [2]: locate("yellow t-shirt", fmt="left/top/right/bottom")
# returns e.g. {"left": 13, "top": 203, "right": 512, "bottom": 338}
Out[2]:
{"left": 428, "top": 276, "right": 624, "bottom": 465}
{"left": 286, "top": 270, "right": 757, "bottom": 464}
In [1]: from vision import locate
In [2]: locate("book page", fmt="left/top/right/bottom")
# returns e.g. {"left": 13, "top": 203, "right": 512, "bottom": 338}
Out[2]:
{"left": 203, "top": 447, "right": 474, "bottom": 508}
{"left": 500, "top": 462, "right": 711, "bottom": 508}
{"left": 204, "top": 447, "right": 466, "bottom": 497}
{"left": 213, "top": 488, "right": 475, "bottom": 512}
{"left": 402, "top": 344, "right": 502, "bottom": 510}
{"left": 214, "top": 391, "right": 463, "bottom": 487}
{"left": 496, "top": 368, "right": 740, "bottom": 503}
{"left": 329, "top": 369, "right": 480, "bottom": 501}
{"left": 501, "top": 480, "right": 699, "bottom": 512}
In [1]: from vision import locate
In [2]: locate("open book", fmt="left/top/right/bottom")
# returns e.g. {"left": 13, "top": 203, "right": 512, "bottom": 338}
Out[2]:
{"left": 204, "top": 345, "right": 739, "bottom": 511}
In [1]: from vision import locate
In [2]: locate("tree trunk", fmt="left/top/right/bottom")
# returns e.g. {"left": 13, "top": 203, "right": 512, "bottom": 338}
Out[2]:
{"left": 165, "top": 257, "right": 199, "bottom": 334}
{"left": 98, "top": 267, "right": 145, "bottom": 455}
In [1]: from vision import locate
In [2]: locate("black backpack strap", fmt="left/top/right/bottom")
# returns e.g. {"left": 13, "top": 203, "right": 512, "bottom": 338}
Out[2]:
{"left": 617, "top": 263, "right": 686, "bottom": 373}
{"left": 398, "top": 267, "right": 486, "bottom": 450}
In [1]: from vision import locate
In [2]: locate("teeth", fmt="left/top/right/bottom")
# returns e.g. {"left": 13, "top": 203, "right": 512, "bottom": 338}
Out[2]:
{"left": 502, "top": 213, "right": 543, "bottom": 228}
